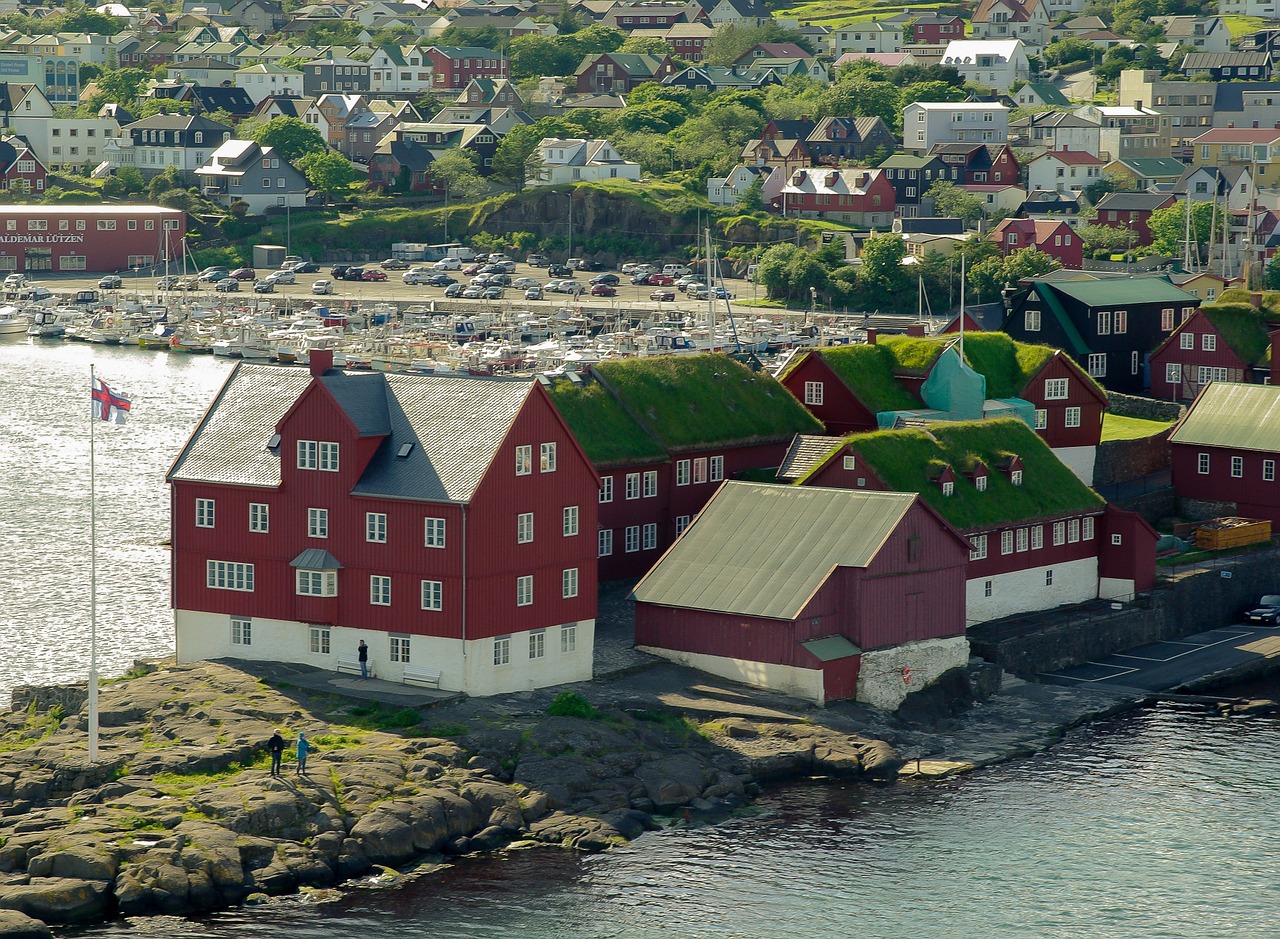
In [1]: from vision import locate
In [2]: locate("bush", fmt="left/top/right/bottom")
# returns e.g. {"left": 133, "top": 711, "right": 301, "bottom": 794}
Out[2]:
{"left": 192, "top": 246, "right": 248, "bottom": 269}
{"left": 547, "top": 691, "right": 599, "bottom": 719}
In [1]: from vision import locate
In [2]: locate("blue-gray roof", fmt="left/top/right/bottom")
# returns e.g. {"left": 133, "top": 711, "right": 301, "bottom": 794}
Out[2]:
{"left": 291, "top": 548, "right": 343, "bottom": 569}
{"left": 318, "top": 372, "right": 391, "bottom": 437}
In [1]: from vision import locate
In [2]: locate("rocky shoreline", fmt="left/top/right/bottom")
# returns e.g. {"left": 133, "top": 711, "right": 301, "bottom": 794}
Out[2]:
{"left": 0, "top": 657, "right": 1209, "bottom": 937}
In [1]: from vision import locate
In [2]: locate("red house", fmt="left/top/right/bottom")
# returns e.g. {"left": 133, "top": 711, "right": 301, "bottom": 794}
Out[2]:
{"left": 545, "top": 354, "right": 822, "bottom": 580}
{"left": 776, "top": 332, "right": 1107, "bottom": 483}
{"left": 0, "top": 137, "right": 46, "bottom": 194}
{"left": 911, "top": 14, "right": 966, "bottom": 43}
{"left": 771, "top": 166, "right": 896, "bottom": 226}
{"left": 167, "top": 354, "right": 600, "bottom": 696}
{"left": 1148, "top": 305, "right": 1275, "bottom": 401}
{"left": 1170, "top": 381, "right": 1280, "bottom": 525}
{"left": 988, "top": 218, "right": 1083, "bottom": 268}
{"left": 424, "top": 46, "right": 508, "bottom": 93}
{"left": 931, "top": 143, "right": 1021, "bottom": 187}
{"left": 633, "top": 482, "right": 972, "bottom": 708}
{"left": 1093, "top": 191, "right": 1176, "bottom": 247}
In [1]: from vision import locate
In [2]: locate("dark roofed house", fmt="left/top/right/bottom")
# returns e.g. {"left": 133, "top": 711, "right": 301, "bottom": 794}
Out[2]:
{"left": 573, "top": 52, "right": 675, "bottom": 94}
{"left": 1181, "top": 51, "right": 1272, "bottom": 81}
{"left": 806, "top": 116, "right": 896, "bottom": 165}
{"left": 1094, "top": 190, "right": 1177, "bottom": 246}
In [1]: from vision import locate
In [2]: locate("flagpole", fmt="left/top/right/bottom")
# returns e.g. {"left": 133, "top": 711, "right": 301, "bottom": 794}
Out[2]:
{"left": 89, "top": 363, "right": 99, "bottom": 763}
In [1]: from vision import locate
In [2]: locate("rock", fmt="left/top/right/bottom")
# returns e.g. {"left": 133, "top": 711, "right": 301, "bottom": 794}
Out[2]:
{"left": 0, "top": 909, "right": 51, "bottom": 938}
{"left": 468, "top": 826, "right": 510, "bottom": 852}
{"left": 633, "top": 755, "right": 708, "bottom": 810}
{"left": 26, "top": 847, "right": 117, "bottom": 882}
{"left": 720, "top": 718, "right": 758, "bottom": 739}
{"left": 0, "top": 878, "right": 108, "bottom": 924}
{"left": 527, "top": 812, "right": 626, "bottom": 851}
{"left": 335, "top": 839, "right": 371, "bottom": 879}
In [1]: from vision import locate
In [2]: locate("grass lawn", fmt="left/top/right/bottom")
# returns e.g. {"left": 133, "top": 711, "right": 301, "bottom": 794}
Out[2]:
{"left": 779, "top": 0, "right": 957, "bottom": 26}
{"left": 1101, "top": 413, "right": 1174, "bottom": 442}
{"left": 1222, "top": 14, "right": 1267, "bottom": 39}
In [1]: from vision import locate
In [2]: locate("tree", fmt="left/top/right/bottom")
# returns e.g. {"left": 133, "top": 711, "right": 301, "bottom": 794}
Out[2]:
{"left": 619, "top": 35, "right": 671, "bottom": 56}
{"left": 702, "top": 22, "right": 813, "bottom": 67}
{"left": 733, "top": 175, "right": 764, "bottom": 213}
{"left": 925, "top": 180, "right": 985, "bottom": 225}
{"left": 1078, "top": 222, "right": 1134, "bottom": 255}
{"left": 84, "top": 67, "right": 151, "bottom": 112}
{"left": 859, "top": 231, "right": 910, "bottom": 305}
{"left": 755, "top": 243, "right": 800, "bottom": 300}
{"left": 246, "top": 117, "right": 327, "bottom": 163}
{"left": 821, "top": 76, "right": 900, "bottom": 127}
{"left": 1148, "top": 200, "right": 1221, "bottom": 260}
{"left": 968, "top": 247, "right": 1059, "bottom": 303}
{"left": 490, "top": 124, "right": 542, "bottom": 190}
{"left": 898, "top": 80, "right": 966, "bottom": 112}
{"left": 297, "top": 149, "right": 361, "bottom": 199}
{"left": 429, "top": 148, "right": 487, "bottom": 204}
{"left": 1266, "top": 254, "right": 1280, "bottom": 291}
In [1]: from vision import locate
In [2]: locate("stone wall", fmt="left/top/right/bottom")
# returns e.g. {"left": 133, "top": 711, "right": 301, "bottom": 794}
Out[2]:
{"left": 1107, "top": 391, "right": 1184, "bottom": 423}
{"left": 1115, "top": 487, "right": 1179, "bottom": 525}
{"left": 1181, "top": 498, "right": 1239, "bottom": 521}
{"left": 11, "top": 685, "right": 88, "bottom": 716}
{"left": 1094, "top": 430, "right": 1173, "bottom": 486}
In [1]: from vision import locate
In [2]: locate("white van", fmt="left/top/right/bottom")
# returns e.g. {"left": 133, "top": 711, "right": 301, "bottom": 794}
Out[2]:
{"left": 663, "top": 264, "right": 692, "bottom": 277}
{"left": 434, "top": 257, "right": 462, "bottom": 271}
{"left": 446, "top": 247, "right": 476, "bottom": 262}
{"left": 746, "top": 264, "right": 759, "bottom": 283}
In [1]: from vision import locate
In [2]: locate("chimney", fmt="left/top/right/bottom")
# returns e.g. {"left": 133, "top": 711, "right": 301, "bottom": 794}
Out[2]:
{"left": 310, "top": 349, "right": 335, "bottom": 376}
{"left": 866, "top": 327, "right": 877, "bottom": 344}
{"left": 1252, "top": 292, "right": 1264, "bottom": 310}
{"left": 1270, "top": 328, "right": 1280, "bottom": 385}
{"left": 907, "top": 324, "right": 927, "bottom": 337}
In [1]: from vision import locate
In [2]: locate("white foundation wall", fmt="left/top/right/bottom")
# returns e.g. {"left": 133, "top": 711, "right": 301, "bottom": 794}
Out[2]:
{"left": 856, "top": 635, "right": 971, "bottom": 712}
{"left": 965, "top": 556, "right": 1097, "bottom": 625}
{"left": 1098, "top": 577, "right": 1137, "bottom": 602}
{"left": 175, "top": 610, "right": 594, "bottom": 696}
{"left": 636, "top": 645, "right": 825, "bottom": 705}
{"left": 1053, "top": 445, "right": 1096, "bottom": 485}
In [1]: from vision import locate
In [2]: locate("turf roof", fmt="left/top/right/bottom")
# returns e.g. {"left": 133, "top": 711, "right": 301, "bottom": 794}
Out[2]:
{"left": 544, "top": 377, "right": 666, "bottom": 467}
{"left": 1199, "top": 304, "right": 1272, "bottom": 366}
{"left": 843, "top": 418, "right": 1105, "bottom": 531}
{"left": 804, "top": 344, "right": 922, "bottom": 413}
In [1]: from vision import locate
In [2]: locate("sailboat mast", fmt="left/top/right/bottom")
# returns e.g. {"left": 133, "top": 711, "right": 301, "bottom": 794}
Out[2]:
{"left": 705, "top": 227, "right": 714, "bottom": 348}
{"left": 959, "top": 251, "right": 966, "bottom": 359}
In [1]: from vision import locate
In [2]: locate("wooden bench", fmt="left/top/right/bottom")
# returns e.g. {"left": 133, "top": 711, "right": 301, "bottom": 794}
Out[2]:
{"left": 402, "top": 664, "right": 442, "bottom": 689}
{"left": 335, "top": 656, "right": 374, "bottom": 678}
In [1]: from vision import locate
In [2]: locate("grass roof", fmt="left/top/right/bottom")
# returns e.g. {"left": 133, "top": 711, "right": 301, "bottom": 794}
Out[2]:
{"left": 1200, "top": 304, "right": 1272, "bottom": 366}
{"left": 809, "top": 344, "right": 921, "bottom": 413}
{"left": 545, "top": 378, "right": 666, "bottom": 467}
{"left": 845, "top": 418, "right": 1105, "bottom": 531}
{"left": 879, "top": 335, "right": 943, "bottom": 374}
{"left": 595, "top": 354, "right": 822, "bottom": 451}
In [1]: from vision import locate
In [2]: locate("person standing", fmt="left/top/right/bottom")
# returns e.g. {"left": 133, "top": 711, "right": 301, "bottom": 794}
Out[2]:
{"left": 296, "top": 731, "right": 312, "bottom": 775}
{"left": 267, "top": 729, "right": 285, "bottom": 778}
{"left": 358, "top": 639, "right": 369, "bottom": 680}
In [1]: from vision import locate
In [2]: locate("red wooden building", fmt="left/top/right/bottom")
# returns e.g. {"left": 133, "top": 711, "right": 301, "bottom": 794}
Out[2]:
{"left": 424, "top": 46, "right": 508, "bottom": 93}
{"left": 545, "top": 354, "right": 822, "bottom": 580}
{"left": 911, "top": 14, "right": 966, "bottom": 43}
{"left": 167, "top": 354, "right": 599, "bottom": 696}
{"left": 987, "top": 217, "right": 1083, "bottom": 269}
{"left": 930, "top": 143, "right": 1021, "bottom": 187}
{"left": 1148, "top": 305, "right": 1276, "bottom": 401}
{"left": 1093, "top": 191, "right": 1176, "bottom": 247}
{"left": 0, "top": 205, "right": 185, "bottom": 273}
{"left": 0, "top": 138, "right": 46, "bottom": 194}
{"left": 633, "top": 482, "right": 972, "bottom": 708}
{"left": 770, "top": 166, "right": 896, "bottom": 226}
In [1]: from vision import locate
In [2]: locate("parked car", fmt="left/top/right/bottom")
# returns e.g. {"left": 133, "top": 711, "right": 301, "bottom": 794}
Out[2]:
{"left": 482, "top": 286, "right": 504, "bottom": 299}
{"left": 620, "top": 262, "right": 640, "bottom": 274}
{"left": 526, "top": 254, "right": 549, "bottom": 267}
{"left": 648, "top": 273, "right": 675, "bottom": 286}
{"left": 525, "top": 286, "right": 543, "bottom": 300}
{"left": 362, "top": 269, "right": 388, "bottom": 281}
{"left": 214, "top": 278, "right": 240, "bottom": 292}
{"left": 492, "top": 260, "right": 516, "bottom": 274}
{"left": 590, "top": 273, "right": 620, "bottom": 286}
{"left": 1244, "top": 595, "right": 1280, "bottom": 624}
{"left": 676, "top": 276, "right": 700, "bottom": 290}
{"left": 157, "top": 275, "right": 181, "bottom": 290}
{"left": 266, "top": 269, "right": 296, "bottom": 284}
{"left": 253, "top": 280, "right": 275, "bottom": 293}
{"left": 548, "top": 263, "right": 572, "bottom": 277}
{"left": 590, "top": 284, "right": 617, "bottom": 297}
{"left": 691, "top": 285, "right": 732, "bottom": 300}
{"left": 343, "top": 268, "right": 366, "bottom": 281}
{"left": 461, "top": 286, "right": 484, "bottom": 298}
{"left": 426, "top": 273, "right": 457, "bottom": 287}
{"left": 3, "top": 273, "right": 26, "bottom": 288}
{"left": 330, "top": 265, "right": 350, "bottom": 279}
{"left": 681, "top": 281, "right": 705, "bottom": 294}
{"left": 291, "top": 260, "right": 320, "bottom": 274}
{"left": 98, "top": 274, "right": 122, "bottom": 289}
{"left": 380, "top": 258, "right": 409, "bottom": 270}
{"left": 198, "top": 267, "right": 229, "bottom": 282}
{"left": 462, "top": 263, "right": 483, "bottom": 275}
{"left": 650, "top": 289, "right": 676, "bottom": 301}
{"left": 402, "top": 268, "right": 431, "bottom": 284}
{"left": 311, "top": 279, "right": 334, "bottom": 295}
{"left": 174, "top": 277, "right": 201, "bottom": 291}
{"left": 433, "top": 257, "right": 461, "bottom": 271}
{"left": 444, "top": 283, "right": 464, "bottom": 298}
{"left": 513, "top": 277, "right": 538, "bottom": 289}
{"left": 229, "top": 267, "right": 256, "bottom": 280}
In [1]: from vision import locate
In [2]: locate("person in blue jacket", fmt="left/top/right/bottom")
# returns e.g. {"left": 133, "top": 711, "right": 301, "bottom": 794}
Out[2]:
{"left": 296, "top": 731, "right": 312, "bottom": 775}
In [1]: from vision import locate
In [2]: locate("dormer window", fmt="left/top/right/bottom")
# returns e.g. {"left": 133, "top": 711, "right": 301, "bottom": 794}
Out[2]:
{"left": 975, "top": 474, "right": 987, "bottom": 492}
{"left": 942, "top": 481, "right": 954, "bottom": 496}
{"left": 1011, "top": 470, "right": 1023, "bottom": 486}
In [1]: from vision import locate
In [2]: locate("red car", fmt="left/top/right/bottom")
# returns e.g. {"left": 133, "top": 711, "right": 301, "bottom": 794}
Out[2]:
{"left": 229, "top": 267, "right": 256, "bottom": 280}
{"left": 362, "top": 269, "right": 388, "bottom": 281}
{"left": 648, "top": 273, "right": 674, "bottom": 286}
{"left": 650, "top": 289, "right": 676, "bottom": 301}
{"left": 590, "top": 284, "right": 617, "bottom": 297}
{"left": 463, "top": 263, "right": 483, "bottom": 275}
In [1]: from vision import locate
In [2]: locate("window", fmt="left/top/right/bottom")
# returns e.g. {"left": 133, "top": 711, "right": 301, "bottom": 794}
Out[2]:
{"left": 843, "top": 455, "right": 856, "bottom": 471}
{"left": 1265, "top": 460, "right": 1275, "bottom": 482}
{"left": 1082, "top": 516, "right": 1094, "bottom": 540}
{"left": 1053, "top": 521, "right": 1065, "bottom": 546}
{"left": 97, "top": 219, "right": 116, "bottom": 230}
{"left": 1202, "top": 334, "right": 1216, "bottom": 352}
{"left": 598, "top": 528, "right": 613, "bottom": 556}
{"left": 1068, "top": 518, "right": 1080, "bottom": 543}
{"left": 1115, "top": 311, "right": 1127, "bottom": 334}
{"left": 1016, "top": 528, "right": 1029, "bottom": 552}
{"left": 297, "top": 439, "right": 317, "bottom": 469}
{"left": 1180, "top": 332, "right": 1194, "bottom": 350}
{"left": 196, "top": 498, "right": 215, "bottom": 528}
{"left": 970, "top": 534, "right": 987, "bottom": 560}
{"left": 297, "top": 569, "right": 337, "bottom": 596}
{"left": 675, "top": 515, "right": 690, "bottom": 535}
{"left": 370, "top": 575, "right": 391, "bottom": 606}
{"left": 1232, "top": 455, "right": 1244, "bottom": 478}
{"left": 493, "top": 636, "right": 510, "bottom": 666}
{"left": 1025, "top": 309, "right": 1041, "bottom": 331}
{"left": 693, "top": 458, "right": 708, "bottom": 484}
{"left": 642, "top": 523, "right": 657, "bottom": 550}
{"left": 625, "top": 525, "right": 640, "bottom": 553}
{"left": 1034, "top": 409, "right": 1047, "bottom": 430}
{"left": 1097, "top": 311, "right": 1111, "bottom": 335}
{"left": 643, "top": 470, "right": 658, "bottom": 498}
{"left": 1166, "top": 363, "right": 1182, "bottom": 384}
{"left": 1044, "top": 378, "right": 1068, "bottom": 399}
{"left": 308, "top": 507, "right": 328, "bottom": 539}
{"left": 366, "top": 512, "right": 387, "bottom": 543}
{"left": 310, "top": 626, "right": 330, "bottom": 655}
{"left": 421, "top": 580, "right": 442, "bottom": 610}
{"left": 515, "top": 444, "right": 532, "bottom": 475}
{"left": 984, "top": 580, "right": 993, "bottom": 598}
{"left": 710, "top": 456, "right": 724, "bottom": 482}
{"left": 1046, "top": 569, "right": 1054, "bottom": 587}
{"left": 540, "top": 442, "right": 557, "bottom": 472}
{"left": 599, "top": 476, "right": 613, "bottom": 503}
{"left": 1031, "top": 525, "right": 1043, "bottom": 550}
{"left": 563, "top": 505, "right": 579, "bottom": 537}
{"left": 562, "top": 624, "right": 577, "bottom": 654}
{"left": 517, "top": 512, "right": 534, "bottom": 544}
{"left": 1198, "top": 366, "right": 1228, "bottom": 384}
{"left": 1162, "top": 308, "right": 1175, "bottom": 331}
{"left": 1012, "top": 470, "right": 1023, "bottom": 486}
{"left": 529, "top": 630, "right": 546, "bottom": 659}
{"left": 804, "top": 380, "right": 824, "bottom": 405}
{"left": 942, "top": 480, "right": 954, "bottom": 496}
{"left": 249, "top": 502, "right": 269, "bottom": 533}
{"left": 231, "top": 617, "right": 251, "bottom": 645}
{"left": 1087, "top": 354, "right": 1106, "bottom": 377}
{"left": 625, "top": 473, "right": 640, "bottom": 500}
{"left": 676, "top": 460, "right": 690, "bottom": 486}
{"left": 319, "top": 441, "right": 339, "bottom": 472}
{"left": 975, "top": 475, "right": 987, "bottom": 492}
{"left": 390, "top": 636, "right": 411, "bottom": 663}
{"left": 1001, "top": 530, "right": 1014, "bottom": 555}
{"left": 1198, "top": 453, "right": 1210, "bottom": 475}
{"left": 424, "top": 517, "right": 446, "bottom": 548}
{"left": 562, "top": 567, "right": 578, "bottom": 598}
{"left": 1065, "top": 407, "right": 1081, "bottom": 428}
{"left": 208, "top": 560, "right": 254, "bottom": 591}
{"left": 516, "top": 575, "right": 533, "bottom": 607}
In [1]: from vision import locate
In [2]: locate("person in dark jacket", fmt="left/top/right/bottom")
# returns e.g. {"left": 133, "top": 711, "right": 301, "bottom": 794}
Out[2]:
{"left": 358, "top": 639, "right": 369, "bottom": 679}
{"left": 267, "top": 729, "right": 285, "bottom": 777}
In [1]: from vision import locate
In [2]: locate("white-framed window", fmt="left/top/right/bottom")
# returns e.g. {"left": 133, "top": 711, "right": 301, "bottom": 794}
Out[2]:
{"left": 1087, "top": 353, "right": 1106, "bottom": 377}
{"left": 517, "top": 512, "right": 534, "bottom": 544}
{"left": 1034, "top": 409, "right": 1047, "bottom": 430}
{"left": 540, "top": 442, "right": 557, "bottom": 472}
{"left": 804, "top": 380, "right": 824, "bottom": 405}
{"left": 1232, "top": 455, "right": 1244, "bottom": 477}
{"left": 625, "top": 473, "right": 640, "bottom": 499}
{"left": 975, "top": 475, "right": 987, "bottom": 492}
{"left": 1111, "top": 533, "right": 1124, "bottom": 546}
{"left": 1053, "top": 521, "right": 1065, "bottom": 546}
{"left": 1001, "top": 530, "right": 1014, "bottom": 555}
{"left": 1180, "top": 332, "right": 1194, "bottom": 350}
{"left": 676, "top": 460, "right": 690, "bottom": 486}
{"left": 515, "top": 444, "right": 532, "bottom": 475}
{"left": 310, "top": 626, "right": 330, "bottom": 654}
{"left": 1065, "top": 407, "right": 1081, "bottom": 428}
{"left": 529, "top": 630, "right": 546, "bottom": 659}
{"left": 710, "top": 455, "right": 724, "bottom": 482}
{"left": 516, "top": 575, "right": 533, "bottom": 606}
{"left": 563, "top": 505, "right": 579, "bottom": 536}
{"left": 1044, "top": 378, "right": 1068, "bottom": 399}
{"left": 561, "top": 624, "right": 577, "bottom": 654}
{"left": 1203, "top": 333, "right": 1216, "bottom": 351}
{"left": 390, "top": 636, "right": 411, "bottom": 662}
{"left": 297, "top": 439, "right": 317, "bottom": 469}
{"left": 231, "top": 616, "right": 251, "bottom": 645}
{"left": 1166, "top": 363, "right": 1181, "bottom": 384}
{"left": 297, "top": 569, "right": 337, "bottom": 596}
{"left": 1198, "top": 366, "right": 1228, "bottom": 384}
{"left": 1162, "top": 308, "right": 1175, "bottom": 331}
{"left": 598, "top": 528, "right": 613, "bottom": 556}
{"left": 1097, "top": 311, "right": 1111, "bottom": 335}
{"left": 942, "top": 480, "right": 954, "bottom": 496}
{"left": 421, "top": 579, "right": 442, "bottom": 611}
{"left": 970, "top": 534, "right": 987, "bottom": 560}
{"left": 424, "top": 516, "right": 446, "bottom": 548}
{"left": 1016, "top": 528, "right": 1029, "bottom": 552}
{"left": 493, "top": 636, "right": 510, "bottom": 666}
{"left": 366, "top": 512, "right": 387, "bottom": 543}
{"left": 1068, "top": 518, "right": 1080, "bottom": 543}
{"left": 1083, "top": 516, "right": 1094, "bottom": 540}
{"left": 1198, "top": 452, "right": 1210, "bottom": 475}
{"left": 642, "top": 523, "right": 657, "bottom": 550}
{"left": 1025, "top": 309, "right": 1041, "bottom": 331}
{"left": 1265, "top": 459, "right": 1275, "bottom": 482}
{"left": 1115, "top": 311, "right": 1128, "bottom": 334}
{"left": 643, "top": 470, "right": 658, "bottom": 498}
{"left": 319, "top": 441, "right": 339, "bottom": 472}
{"left": 625, "top": 525, "right": 640, "bottom": 552}
{"left": 600, "top": 476, "right": 613, "bottom": 503}
{"left": 843, "top": 455, "right": 856, "bottom": 471}
{"left": 370, "top": 575, "right": 391, "bottom": 606}
{"left": 693, "top": 458, "right": 708, "bottom": 484}
{"left": 675, "top": 514, "right": 691, "bottom": 535}
{"left": 207, "top": 560, "right": 254, "bottom": 591}
{"left": 308, "top": 507, "right": 329, "bottom": 539}
{"left": 1031, "top": 525, "right": 1043, "bottom": 550}
{"left": 1012, "top": 470, "right": 1023, "bottom": 486}
{"left": 249, "top": 502, "right": 269, "bottom": 533}
{"left": 562, "top": 567, "right": 578, "bottom": 598}
{"left": 196, "top": 498, "right": 215, "bottom": 528}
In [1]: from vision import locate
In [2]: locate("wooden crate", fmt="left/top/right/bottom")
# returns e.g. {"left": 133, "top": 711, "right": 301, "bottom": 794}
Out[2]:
{"left": 1194, "top": 517, "right": 1272, "bottom": 551}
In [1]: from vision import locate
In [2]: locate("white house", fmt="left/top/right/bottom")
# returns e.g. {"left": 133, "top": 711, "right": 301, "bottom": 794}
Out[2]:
{"left": 1025, "top": 149, "right": 1105, "bottom": 194}
{"left": 367, "top": 44, "right": 434, "bottom": 95}
{"left": 971, "top": 0, "right": 1051, "bottom": 48}
{"left": 830, "top": 20, "right": 905, "bottom": 56}
{"left": 938, "top": 39, "right": 1031, "bottom": 92}
{"left": 234, "top": 63, "right": 304, "bottom": 104}
{"left": 6, "top": 85, "right": 120, "bottom": 169}
{"left": 195, "top": 139, "right": 307, "bottom": 214}
{"left": 707, "top": 164, "right": 771, "bottom": 206}
{"left": 903, "top": 101, "right": 1010, "bottom": 154}
{"left": 530, "top": 138, "right": 641, "bottom": 185}
{"left": 1218, "top": 0, "right": 1280, "bottom": 17}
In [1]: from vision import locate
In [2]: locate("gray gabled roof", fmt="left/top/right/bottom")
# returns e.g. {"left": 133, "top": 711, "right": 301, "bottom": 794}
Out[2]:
{"left": 318, "top": 372, "right": 390, "bottom": 436}
{"left": 632, "top": 482, "right": 920, "bottom": 621}
{"left": 1170, "top": 381, "right": 1280, "bottom": 452}
{"left": 776, "top": 434, "right": 842, "bottom": 482}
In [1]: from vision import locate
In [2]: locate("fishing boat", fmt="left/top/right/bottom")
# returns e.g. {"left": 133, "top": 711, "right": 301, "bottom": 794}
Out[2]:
{"left": 0, "top": 304, "right": 29, "bottom": 336}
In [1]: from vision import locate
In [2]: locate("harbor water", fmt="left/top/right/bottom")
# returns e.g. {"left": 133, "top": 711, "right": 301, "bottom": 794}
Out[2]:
{"left": 2, "top": 341, "right": 1277, "bottom": 939}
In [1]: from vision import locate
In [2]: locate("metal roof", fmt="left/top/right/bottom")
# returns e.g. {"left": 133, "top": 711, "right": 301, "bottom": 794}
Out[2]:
{"left": 1170, "top": 382, "right": 1280, "bottom": 452}
{"left": 632, "top": 482, "right": 918, "bottom": 621}
{"left": 290, "top": 548, "right": 343, "bottom": 569}
{"left": 801, "top": 636, "right": 862, "bottom": 661}
{"left": 1042, "top": 276, "right": 1198, "bottom": 307}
